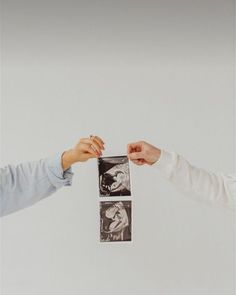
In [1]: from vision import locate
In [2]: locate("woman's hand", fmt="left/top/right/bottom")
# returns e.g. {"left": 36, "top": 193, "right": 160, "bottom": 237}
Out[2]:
{"left": 62, "top": 135, "right": 105, "bottom": 170}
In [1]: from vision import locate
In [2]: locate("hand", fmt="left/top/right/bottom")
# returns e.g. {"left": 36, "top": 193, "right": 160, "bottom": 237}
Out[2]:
{"left": 127, "top": 141, "right": 161, "bottom": 165}
{"left": 62, "top": 135, "right": 105, "bottom": 170}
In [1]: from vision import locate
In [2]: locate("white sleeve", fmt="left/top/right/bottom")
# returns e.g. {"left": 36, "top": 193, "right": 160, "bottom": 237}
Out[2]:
{"left": 154, "top": 150, "right": 235, "bottom": 209}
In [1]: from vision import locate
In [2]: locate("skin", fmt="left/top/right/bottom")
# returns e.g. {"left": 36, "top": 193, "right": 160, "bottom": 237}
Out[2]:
{"left": 127, "top": 141, "right": 161, "bottom": 166}
{"left": 62, "top": 135, "right": 105, "bottom": 170}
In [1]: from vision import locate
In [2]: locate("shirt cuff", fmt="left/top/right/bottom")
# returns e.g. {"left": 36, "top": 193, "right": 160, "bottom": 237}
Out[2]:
{"left": 45, "top": 153, "right": 74, "bottom": 189}
{"left": 153, "top": 149, "right": 176, "bottom": 178}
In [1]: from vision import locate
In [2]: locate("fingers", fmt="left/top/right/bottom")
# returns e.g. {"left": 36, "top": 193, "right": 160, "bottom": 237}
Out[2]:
{"left": 127, "top": 141, "right": 143, "bottom": 154}
{"left": 80, "top": 136, "right": 105, "bottom": 156}
{"left": 127, "top": 141, "right": 147, "bottom": 166}
{"left": 93, "top": 136, "right": 105, "bottom": 147}
{"left": 87, "top": 146, "right": 99, "bottom": 158}
{"left": 133, "top": 159, "right": 145, "bottom": 165}
{"left": 72, "top": 137, "right": 159, "bottom": 166}
{"left": 128, "top": 151, "right": 145, "bottom": 161}
{"left": 74, "top": 137, "right": 155, "bottom": 165}
{"left": 79, "top": 143, "right": 97, "bottom": 157}
{"left": 127, "top": 143, "right": 136, "bottom": 154}
{"left": 90, "top": 135, "right": 105, "bottom": 150}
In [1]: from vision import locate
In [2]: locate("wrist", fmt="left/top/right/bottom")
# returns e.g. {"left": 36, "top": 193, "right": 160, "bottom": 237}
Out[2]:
{"left": 151, "top": 148, "right": 161, "bottom": 165}
{"left": 61, "top": 149, "right": 76, "bottom": 171}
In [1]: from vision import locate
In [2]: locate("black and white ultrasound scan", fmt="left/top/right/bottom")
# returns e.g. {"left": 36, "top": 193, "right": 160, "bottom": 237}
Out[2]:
{"left": 98, "top": 156, "right": 131, "bottom": 197}
{"left": 100, "top": 201, "right": 132, "bottom": 242}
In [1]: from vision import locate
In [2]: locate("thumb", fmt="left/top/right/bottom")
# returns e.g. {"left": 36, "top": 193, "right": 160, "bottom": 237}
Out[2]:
{"left": 128, "top": 151, "right": 145, "bottom": 160}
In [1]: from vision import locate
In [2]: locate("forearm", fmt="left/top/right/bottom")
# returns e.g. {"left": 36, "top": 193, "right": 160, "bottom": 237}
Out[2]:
{"left": 0, "top": 154, "right": 73, "bottom": 217}
{"left": 154, "top": 150, "right": 234, "bottom": 208}
{"left": 0, "top": 135, "right": 104, "bottom": 217}
{"left": 0, "top": 169, "right": 57, "bottom": 216}
{"left": 61, "top": 149, "right": 78, "bottom": 171}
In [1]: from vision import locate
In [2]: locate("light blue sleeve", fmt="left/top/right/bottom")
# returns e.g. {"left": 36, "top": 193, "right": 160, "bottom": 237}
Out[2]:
{"left": 0, "top": 153, "right": 74, "bottom": 217}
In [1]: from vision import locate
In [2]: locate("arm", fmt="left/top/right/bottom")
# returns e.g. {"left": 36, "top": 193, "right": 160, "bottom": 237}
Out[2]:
{"left": 0, "top": 135, "right": 105, "bottom": 217}
{"left": 155, "top": 150, "right": 235, "bottom": 208}
{"left": 127, "top": 141, "right": 235, "bottom": 208}
{"left": 0, "top": 154, "right": 72, "bottom": 217}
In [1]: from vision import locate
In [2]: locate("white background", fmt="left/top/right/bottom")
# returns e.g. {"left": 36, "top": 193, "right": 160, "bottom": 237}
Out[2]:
{"left": 1, "top": 1, "right": 235, "bottom": 294}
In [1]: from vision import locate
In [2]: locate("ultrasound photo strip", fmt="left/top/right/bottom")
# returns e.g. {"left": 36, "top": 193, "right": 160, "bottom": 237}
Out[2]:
{"left": 100, "top": 201, "right": 132, "bottom": 242}
{"left": 98, "top": 156, "right": 131, "bottom": 197}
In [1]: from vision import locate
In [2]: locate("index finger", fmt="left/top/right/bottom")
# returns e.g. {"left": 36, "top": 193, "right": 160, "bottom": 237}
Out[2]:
{"left": 93, "top": 135, "right": 105, "bottom": 149}
{"left": 127, "top": 142, "right": 142, "bottom": 154}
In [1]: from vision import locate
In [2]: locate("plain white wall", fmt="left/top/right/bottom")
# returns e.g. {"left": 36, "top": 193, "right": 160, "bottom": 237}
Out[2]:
{"left": 1, "top": 1, "right": 235, "bottom": 295}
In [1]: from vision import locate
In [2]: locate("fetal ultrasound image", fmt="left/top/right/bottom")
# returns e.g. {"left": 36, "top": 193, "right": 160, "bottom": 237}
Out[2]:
{"left": 100, "top": 201, "right": 132, "bottom": 242}
{"left": 98, "top": 156, "right": 131, "bottom": 197}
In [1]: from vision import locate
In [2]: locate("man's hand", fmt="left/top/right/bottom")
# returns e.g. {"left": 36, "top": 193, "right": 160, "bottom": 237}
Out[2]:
{"left": 62, "top": 136, "right": 105, "bottom": 170}
{"left": 127, "top": 141, "right": 161, "bottom": 165}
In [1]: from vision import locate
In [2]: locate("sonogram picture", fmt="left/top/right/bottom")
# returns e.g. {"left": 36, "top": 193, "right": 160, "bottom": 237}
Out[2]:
{"left": 98, "top": 156, "right": 131, "bottom": 197}
{"left": 100, "top": 201, "right": 132, "bottom": 242}
{"left": 97, "top": 155, "right": 133, "bottom": 243}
